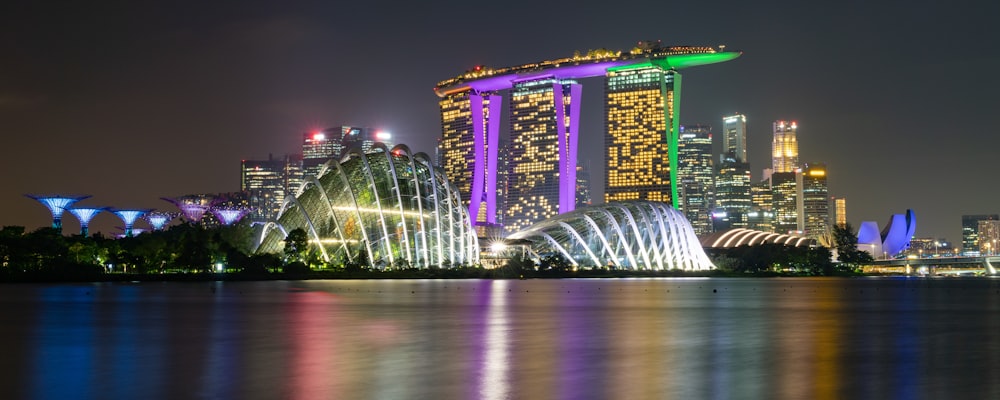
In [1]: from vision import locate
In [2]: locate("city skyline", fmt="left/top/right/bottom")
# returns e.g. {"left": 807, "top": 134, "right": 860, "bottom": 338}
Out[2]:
{"left": 2, "top": 0, "right": 997, "bottom": 242}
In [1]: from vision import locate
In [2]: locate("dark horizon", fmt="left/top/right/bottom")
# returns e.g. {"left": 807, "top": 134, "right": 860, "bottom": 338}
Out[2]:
{"left": 3, "top": 0, "right": 997, "bottom": 243}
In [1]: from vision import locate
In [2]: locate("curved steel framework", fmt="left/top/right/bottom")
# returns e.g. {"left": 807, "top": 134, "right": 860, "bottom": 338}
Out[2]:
{"left": 703, "top": 228, "right": 814, "bottom": 248}
{"left": 507, "top": 201, "right": 714, "bottom": 270}
{"left": 256, "top": 144, "right": 479, "bottom": 268}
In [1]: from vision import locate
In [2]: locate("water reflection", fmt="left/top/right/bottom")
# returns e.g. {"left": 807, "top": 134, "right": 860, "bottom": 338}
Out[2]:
{"left": 2, "top": 278, "right": 1000, "bottom": 399}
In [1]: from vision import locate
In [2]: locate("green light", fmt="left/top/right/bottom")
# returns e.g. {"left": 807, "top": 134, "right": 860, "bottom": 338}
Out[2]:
{"left": 608, "top": 51, "right": 741, "bottom": 72}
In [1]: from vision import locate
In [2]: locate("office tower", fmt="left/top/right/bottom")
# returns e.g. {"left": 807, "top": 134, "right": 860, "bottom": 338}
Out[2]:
{"left": 749, "top": 181, "right": 774, "bottom": 232}
{"left": 505, "top": 79, "right": 581, "bottom": 234}
{"left": 605, "top": 67, "right": 679, "bottom": 205}
{"left": 833, "top": 197, "right": 847, "bottom": 227}
{"left": 721, "top": 114, "right": 748, "bottom": 162}
{"left": 677, "top": 124, "right": 714, "bottom": 234}
{"left": 302, "top": 128, "right": 342, "bottom": 178}
{"left": 714, "top": 158, "right": 752, "bottom": 230}
{"left": 576, "top": 164, "right": 592, "bottom": 209}
{"left": 341, "top": 126, "right": 392, "bottom": 155}
{"left": 771, "top": 171, "right": 800, "bottom": 234}
{"left": 979, "top": 220, "right": 1000, "bottom": 256}
{"left": 772, "top": 120, "right": 799, "bottom": 173}
{"left": 801, "top": 163, "right": 830, "bottom": 238}
{"left": 439, "top": 91, "right": 503, "bottom": 235}
{"left": 962, "top": 214, "right": 999, "bottom": 254}
{"left": 241, "top": 154, "right": 301, "bottom": 222}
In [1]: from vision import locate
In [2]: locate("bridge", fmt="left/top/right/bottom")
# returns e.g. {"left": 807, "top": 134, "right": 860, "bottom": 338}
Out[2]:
{"left": 864, "top": 256, "right": 1000, "bottom": 275}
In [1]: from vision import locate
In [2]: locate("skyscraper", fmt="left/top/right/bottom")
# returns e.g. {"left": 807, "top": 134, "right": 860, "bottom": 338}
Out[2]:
{"left": 677, "top": 124, "right": 714, "bottom": 234}
{"left": 722, "top": 114, "right": 748, "bottom": 162}
{"left": 772, "top": 120, "right": 799, "bottom": 173}
{"left": 605, "top": 67, "right": 679, "bottom": 205}
{"left": 749, "top": 180, "right": 774, "bottom": 232}
{"left": 714, "top": 158, "right": 752, "bottom": 230}
{"left": 439, "top": 91, "right": 503, "bottom": 235}
{"left": 771, "top": 171, "right": 801, "bottom": 234}
{"left": 302, "top": 128, "right": 341, "bottom": 178}
{"left": 962, "top": 214, "right": 999, "bottom": 254}
{"left": 801, "top": 163, "right": 830, "bottom": 238}
{"left": 833, "top": 197, "right": 847, "bottom": 227}
{"left": 504, "top": 79, "right": 581, "bottom": 234}
{"left": 241, "top": 154, "right": 301, "bottom": 222}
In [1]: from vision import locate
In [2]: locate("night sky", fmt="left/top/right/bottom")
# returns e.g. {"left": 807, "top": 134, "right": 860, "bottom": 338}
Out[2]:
{"left": 2, "top": 0, "right": 997, "bottom": 243}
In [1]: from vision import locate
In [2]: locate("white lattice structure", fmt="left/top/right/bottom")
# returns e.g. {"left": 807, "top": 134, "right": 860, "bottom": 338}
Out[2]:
{"left": 508, "top": 201, "right": 714, "bottom": 270}
{"left": 256, "top": 144, "right": 479, "bottom": 269}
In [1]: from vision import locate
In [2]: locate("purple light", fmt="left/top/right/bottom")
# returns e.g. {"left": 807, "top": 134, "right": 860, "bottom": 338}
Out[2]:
{"left": 162, "top": 195, "right": 219, "bottom": 222}
{"left": 67, "top": 207, "right": 106, "bottom": 236}
{"left": 554, "top": 82, "right": 581, "bottom": 214}
{"left": 211, "top": 207, "right": 250, "bottom": 226}
{"left": 463, "top": 60, "right": 635, "bottom": 93}
{"left": 25, "top": 194, "right": 91, "bottom": 229}
{"left": 485, "top": 94, "right": 501, "bottom": 223}
{"left": 469, "top": 94, "right": 486, "bottom": 221}
{"left": 112, "top": 209, "right": 151, "bottom": 237}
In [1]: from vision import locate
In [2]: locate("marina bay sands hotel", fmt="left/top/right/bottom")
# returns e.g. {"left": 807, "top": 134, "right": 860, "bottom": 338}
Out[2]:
{"left": 435, "top": 41, "right": 740, "bottom": 235}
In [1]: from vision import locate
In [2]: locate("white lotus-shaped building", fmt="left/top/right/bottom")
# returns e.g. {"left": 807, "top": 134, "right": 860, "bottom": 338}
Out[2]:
{"left": 256, "top": 144, "right": 479, "bottom": 268}
{"left": 508, "top": 201, "right": 714, "bottom": 270}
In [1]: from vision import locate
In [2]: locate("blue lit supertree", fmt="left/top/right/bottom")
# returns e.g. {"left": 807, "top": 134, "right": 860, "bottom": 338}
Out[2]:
{"left": 111, "top": 209, "right": 152, "bottom": 237}
{"left": 67, "top": 207, "right": 107, "bottom": 236}
{"left": 144, "top": 211, "right": 178, "bottom": 231}
{"left": 25, "top": 194, "right": 91, "bottom": 230}
{"left": 211, "top": 206, "right": 252, "bottom": 226}
{"left": 162, "top": 195, "right": 218, "bottom": 224}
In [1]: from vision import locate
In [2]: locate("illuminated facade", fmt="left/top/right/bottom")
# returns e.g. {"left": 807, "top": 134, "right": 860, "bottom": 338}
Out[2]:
{"left": 713, "top": 159, "right": 751, "bottom": 229}
{"left": 435, "top": 42, "right": 740, "bottom": 235}
{"left": 67, "top": 207, "right": 106, "bottom": 236}
{"left": 963, "top": 214, "right": 999, "bottom": 254}
{"left": 978, "top": 220, "right": 1000, "bottom": 256}
{"left": 771, "top": 171, "right": 801, "bottom": 234}
{"left": 772, "top": 120, "right": 799, "bottom": 173}
{"left": 302, "top": 129, "right": 341, "bottom": 178}
{"left": 833, "top": 197, "right": 847, "bottom": 227}
{"left": 508, "top": 201, "right": 714, "bottom": 270}
{"left": 504, "top": 79, "right": 581, "bottom": 234}
{"left": 858, "top": 209, "right": 916, "bottom": 258}
{"left": 605, "top": 67, "right": 678, "bottom": 205}
{"left": 721, "top": 114, "right": 748, "bottom": 162}
{"left": 801, "top": 163, "right": 830, "bottom": 238}
{"left": 749, "top": 181, "right": 774, "bottom": 232}
{"left": 677, "top": 124, "right": 714, "bottom": 235}
{"left": 438, "top": 90, "right": 503, "bottom": 235}
{"left": 241, "top": 154, "right": 302, "bottom": 222}
{"left": 112, "top": 209, "right": 151, "bottom": 237}
{"left": 257, "top": 144, "right": 479, "bottom": 268}
{"left": 25, "top": 194, "right": 90, "bottom": 230}
{"left": 576, "top": 164, "right": 592, "bottom": 209}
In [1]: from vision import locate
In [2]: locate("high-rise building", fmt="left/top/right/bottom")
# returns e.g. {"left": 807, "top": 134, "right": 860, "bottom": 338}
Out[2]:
{"left": 576, "top": 164, "right": 592, "bottom": 209}
{"left": 749, "top": 180, "right": 774, "bottom": 232}
{"left": 241, "top": 154, "right": 301, "bottom": 222}
{"left": 833, "top": 197, "right": 847, "bottom": 227}
{"left": 341, "top": 126, "right": 392, "bottom": 155}
{"left": 721, "top": 114, "right": 748, "bottom": 163}
{"left": 772, "top": 120, "right": 799, "bottom": 173}
{"left": 439, "top": 91, "right": 503, "bottom": 235}
{"left": 771, "top": 171, "right": 801, "bottom": 234}
{"left": 677, "top": 124, "right": 714, "bottom": 234}
{"left": 801, "top": 163, "right": 830, "bottom": 238}
{"left": 302, "top": 126, "right": 388, "bottom": 179}
{"left": 713, "top": 158, "right": 752, "bottom": 230}
{"left": 605, "top": 67, "right": 679, "bottom": 205}
{"left": 962, "top": 214, "right": 999, "bottom": 254}
{"left": 978, "top": 220, "right": 1000, "bottom": 256}
{"left": 504, "top": 79, "right": 581, "bottom": 234}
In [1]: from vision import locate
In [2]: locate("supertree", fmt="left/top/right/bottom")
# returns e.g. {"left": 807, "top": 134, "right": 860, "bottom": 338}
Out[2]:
{"left": 144, "top": 211, "right": 178, "bottom": 231}
{"left": 161, "top": 195, "right": 219, "bottom": 224}
{"left": 111, "top": 209, "right": 152, "bottom": 237}
{"left": 211, "top": 206, "right": 252, "bottom": 226}
{"left": 67, "top": 207, "right": 107, "bottom": 236}
{"left": 25, "top": 194, "right": 91, "bottom": 230}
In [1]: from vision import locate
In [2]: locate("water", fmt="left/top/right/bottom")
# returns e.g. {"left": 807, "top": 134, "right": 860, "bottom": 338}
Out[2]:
{"left": 2, "top": 278, "right": 999, "bottom": 399}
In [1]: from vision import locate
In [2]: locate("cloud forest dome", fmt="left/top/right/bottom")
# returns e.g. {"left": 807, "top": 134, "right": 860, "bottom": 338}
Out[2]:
{"left": 256, "top": 144, "right": 479, "bottom": 268}
{"left": 508, "top": 201, "right": 714, "bottom": 270}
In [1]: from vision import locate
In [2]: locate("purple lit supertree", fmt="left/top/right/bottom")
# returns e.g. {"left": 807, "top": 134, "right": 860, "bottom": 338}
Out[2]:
{"left": 111, "top": 209, "right": 152, "bottom": 237}
{"left": 144, "top": 211, "right": 178, "bottom": 231}
{"left": 67, "top": 207, "right": 107, "bottom": 236}
{"left": 115, "top": 227, "right": 147, "bottom": 238}
{"left": 25, "top": 194, "right": 91, "bottom": 230}
{"left": 161, "top": 195, "right": 219, "bottom": 224}
{"left": 210, "top": 206, "right": 252, "bottom": 226}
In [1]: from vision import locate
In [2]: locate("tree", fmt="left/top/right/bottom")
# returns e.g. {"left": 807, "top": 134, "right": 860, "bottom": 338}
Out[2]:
{"left": 833, "top": 223, "right": 874, "bottom": 266}
{"left": 283, "top": 228, "right": 309, "bottom": 262}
